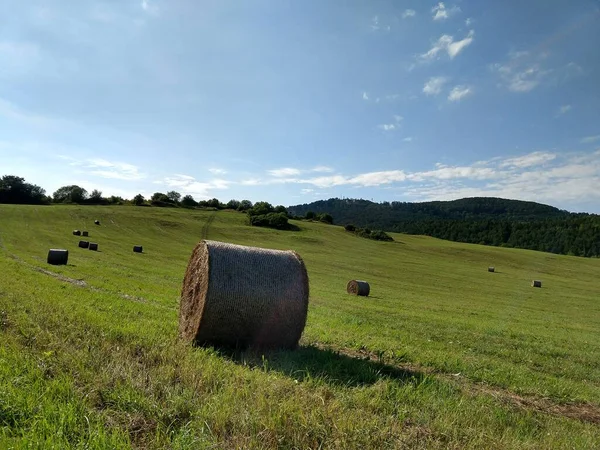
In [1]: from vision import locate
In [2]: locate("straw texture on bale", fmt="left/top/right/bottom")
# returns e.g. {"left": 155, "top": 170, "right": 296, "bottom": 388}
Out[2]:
{"left": 347, "top": 280, "right": 370, "bottom": 296}
{"left": 89, "top": 243, "right": 98, "bottom": 251}
{"left": 133, "top": 245, "right": 143, "bottom": 253}
{"left": 82, "top": 231, "right": 89, "bottom": 237}
{"left": 73, "top": 230, "right": 81, "bottom": 236}
{"left": 179, "top": 240, "right": 309, "bottom": 349}
{"left": 488, "top": 267, "right": 495, "bottom": 273}
{"left": 47, "top": 249, "right": 68, "bottom": 265}
{"left": 78, "top": 240, "right": 89, "bottom": 249}
{"left": 532, "top": 280, "right": 542, "bottom": 288}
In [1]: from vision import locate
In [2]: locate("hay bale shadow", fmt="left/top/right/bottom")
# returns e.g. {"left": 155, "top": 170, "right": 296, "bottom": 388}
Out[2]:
{"left": 212, "top": 344, "right": 424, "bottom": 387}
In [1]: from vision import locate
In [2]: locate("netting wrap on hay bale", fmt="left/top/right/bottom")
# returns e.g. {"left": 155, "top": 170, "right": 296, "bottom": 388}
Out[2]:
{"left": 47, "top": 249, "right": 68, "bottom": 265}
{"left": 532, "top": 280, "right": 542, "bottom": 288}
{"left": 179, "top": 240, "right": 309, "bottom": 349}
{"left": 347, "top": 280, "right": 370, "bottom": 296}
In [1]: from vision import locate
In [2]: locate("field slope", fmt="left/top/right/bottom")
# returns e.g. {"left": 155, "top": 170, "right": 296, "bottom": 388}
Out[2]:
{"left": 1, "top": 204, "right": 599, "bottom": 449}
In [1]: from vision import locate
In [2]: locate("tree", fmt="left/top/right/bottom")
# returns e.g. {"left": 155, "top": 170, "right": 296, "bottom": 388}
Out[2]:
{"left": 151, "top": 192, "right": 169, "bottom": 203}
{"left": 318, "top": 213, "right": 333, "bottom": 224}
{"left": 133, "top": 194, "right": 145, "bottom": 206}
{"left": 166, "top": 191, "right": 181, "bottom": 204}
{"left": 53, "top": 185, "right": 88, "bottom": 203}
{"left": 226, "top": 199, "right": 241, "bottom": 210}
{"left": 238, "top": 200, "right": 253, "bottom": 211}
{"left": 249, "top": 201, "right": 274, "bottom": 216}
{"left": 89, "top": 189, "right": 103, "bottom": 203}
{"left": 305, "top": 211, "right": 316, "bottom": 220}
{"left": 0, "top": 175, "right": 46, "bottom": 204}
{"left": 181, "top": 194, "right": 198, "bottom": 207}
{"left": 275, "top": 205, "right": 288, "bottom": 215}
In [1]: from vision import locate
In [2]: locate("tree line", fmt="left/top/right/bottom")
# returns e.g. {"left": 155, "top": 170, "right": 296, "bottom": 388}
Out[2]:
{"left": 289, "top": 197, "right": 600, "bottom": 258}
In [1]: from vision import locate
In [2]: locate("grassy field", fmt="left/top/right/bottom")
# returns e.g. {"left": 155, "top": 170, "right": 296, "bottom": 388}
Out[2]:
{"left": 1, "top": 204, "right": 599, "bottom": 449}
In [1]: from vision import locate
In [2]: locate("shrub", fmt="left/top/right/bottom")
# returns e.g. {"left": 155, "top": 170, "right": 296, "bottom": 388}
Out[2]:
{"left": 344, "top": 224, "right": 356, "bottom": 232}
{"left": 249, "top": 212, "right": 290, "bottom": 230}
{"left": 318, "top": 213, "right": 333, "bottom": 224}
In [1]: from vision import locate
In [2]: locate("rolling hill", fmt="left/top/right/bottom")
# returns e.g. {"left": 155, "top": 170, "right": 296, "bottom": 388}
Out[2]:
{"left": 1, "top": 204, "right": 599, "bottom": 448}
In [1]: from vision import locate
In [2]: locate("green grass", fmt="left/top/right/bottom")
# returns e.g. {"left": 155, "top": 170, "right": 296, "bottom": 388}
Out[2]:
{"left": 1, "top": 204, "right": 599, "bottom": 448}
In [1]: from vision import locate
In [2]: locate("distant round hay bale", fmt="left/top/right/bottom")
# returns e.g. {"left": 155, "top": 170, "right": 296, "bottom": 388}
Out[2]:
{"left": 73, "top": 230, "right": 81, "bottom": 236}
{"left": 347, "top": 280, "right": 370, "bottom": 296}
{"left": 78, "top": 240, "right": 90, "bottom": 249}
{"left": 94, "top": 220, "right": 100, "bottom": 225}
{"left": 133, "top": 245, "right": 143, "bottom": 253}
{"left": 532, "top": 280, "right": 542, "bottom": 288}
{"left": 179, "top": 240, "right": 309, "bottom": 349}
{"left": 488, "top": 266, "right": 495, "bottom": 273}
{"left": 89, "top": 243, "right": 98, "bottom": 251}
{"left": 82, "top": 231, "right": 89, "bottom": 237}
{"left": 47, "top": 249, "right": 68, "bottom": 265}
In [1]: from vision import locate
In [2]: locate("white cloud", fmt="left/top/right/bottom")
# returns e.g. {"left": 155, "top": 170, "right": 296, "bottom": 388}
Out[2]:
{"left": 378, "top": 124, "right": 397, "bottom": 131}
{"left": 268, "top": 167, "right": 302, "bottom": 177}
{"left": 402, "top": 9, "right": 416, "bottom": 18}
{"left": 420, "top": 30, "right": 474, "bottom": 61}
{"left": 311, "top": 166, "right": 334, "bottom": 173}
{"left": 403, "top": 137, "right": 413, "bottom": 142}
{"left": 362, "top": 91, "right": 369, "bottom": 101}
{"left": 393, "top": 115, "right": 404, "bottom": 122}
{"left": 556, "top": 105, "right": 572, "bottom": 117}
{"left": 581, "top": 135, "right": 600, "bottom": 144}
{"left": 423, "top": 76, "right": 447, "bottom": 96}
{"left": 301, "top": 188, "right": 314, "bottom": 194}
{"left": 208, "top": 168, "right": 227, "bottom": 175}
{"left": 432, "top": 2, "right": 461, "bottom": 21}
{"left": 465, "top": 18, "right": 473, "bottom": 26}
{"left": 85, "top": 158, "right": 146, "bottom": 180}
{"left": 448, "top": 85, "right": 473, "bottom": 102}
{"left": 160, "top": 174, "right": 230, "bottom": 199}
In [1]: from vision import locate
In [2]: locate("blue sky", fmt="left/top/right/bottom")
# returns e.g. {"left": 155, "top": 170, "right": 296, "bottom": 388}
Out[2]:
{"left": 1, "top": 1, "right": 600, "bottom": 212}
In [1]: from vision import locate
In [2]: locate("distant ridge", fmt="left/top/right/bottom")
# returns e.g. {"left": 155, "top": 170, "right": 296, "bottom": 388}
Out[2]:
{"left": 288, "top": 197, "right": 600, "bottom": 257}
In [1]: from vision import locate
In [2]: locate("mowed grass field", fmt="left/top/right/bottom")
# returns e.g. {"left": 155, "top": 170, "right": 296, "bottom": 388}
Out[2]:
{"left": 1, "top": 204, "right": 599, "bottom": 449}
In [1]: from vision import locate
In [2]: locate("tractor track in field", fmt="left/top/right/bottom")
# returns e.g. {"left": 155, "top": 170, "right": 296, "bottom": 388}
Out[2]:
{"left": 313, "top": 342, "right": 600, "bottom": 425}
{"left": 201, "top": 211, "right": 217, "bottom": 239}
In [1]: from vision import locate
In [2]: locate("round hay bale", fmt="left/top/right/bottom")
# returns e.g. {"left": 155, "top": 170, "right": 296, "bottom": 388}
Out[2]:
{"left": 488, "top": 266, "right": 495, "bottom": 273}
{"left": 94, "top": 220, "right": 100, "bottom": 225}
{"left": 82, "top": 231, "right": 89, "bottom": 237}
{"left": 47, "top": 249, "right": 68, "bottom": 265}
{"left": 73, "top": 230, "right": 81, "bottom": 236}
{"left": 78, "top": 240, "right": 90, "bottom": 249}
{"left": 89, "top": 243, "right": 98, "bottom": 251}
{"left": 133, "top": 245, "right": 143, "bottom": 253}
{"left": 532, "top": 280, "right": 542, "bottom": 288}
{"left": 179, "top": 240, "right": 309, "bottom": 349}
{"left": 347, "top": 280, "right": 370, "bottom": 296}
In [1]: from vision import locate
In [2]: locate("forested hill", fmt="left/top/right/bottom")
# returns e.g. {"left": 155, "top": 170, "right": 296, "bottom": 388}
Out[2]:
{"left": 288, "top": 197, "right": 600, "bottom": 257}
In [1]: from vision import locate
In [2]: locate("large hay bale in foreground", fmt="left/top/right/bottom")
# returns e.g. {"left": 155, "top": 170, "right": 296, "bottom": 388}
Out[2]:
{"left": 347, "top": 280, "right": 370, "bottom": 296}
{"left": 532, "top": 280, "right": 542, "bottom": 288}
{"left": 488, "top": 266, "right": 495, "bottom": 273}
{"left": 179, "top": 240, "right": 309, "bottom": 349}
{"left": 47, "top": 249, "right": 68, "bottom": 265}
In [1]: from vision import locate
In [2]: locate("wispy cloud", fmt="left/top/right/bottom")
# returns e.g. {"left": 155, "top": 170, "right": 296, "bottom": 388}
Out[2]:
{"left": 378, "top": 124, "right": 397, "bottom": 131}
{"left": 420, "top": 30, "right": 474, "bottom": 61}
{"left": 448, "top": 85, "right": 473, "bottom": 102}
{"left": 141, "top": 0, "right": 159, "bottom": 15}
{"left": 403, "top": 137, "right": 414, "bottom": 142}
{"left": 556, "top": 105, "right": 572, "bottom": 117}
{"left": 432, "top": 2, "right": 461, "bottom": 21}
{"left": 402, "top": 9, "right": 416, "bottom": 18}
{"left": 362, "top": 91, "right": 369, "bottom": 101}
{"left": 491, "top": 51, "right": 559, "bottom": 93}
{"left": 269, "top": 167, "right": 302, "bottom": 177}
{"left": 581, "top": 135, "right": 600, "bottom": 144}
{"left": 465, "top": 18, "right": 473, "bottom": 26}
{"left": 498, "top": 151, "right": 556, "bottom": 168}
{"left": 208, "top": 168, "right": 227, "bottom": 175}
{"left": 423, "top": 76, "right": 447, "bottom": 96}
